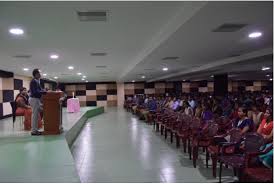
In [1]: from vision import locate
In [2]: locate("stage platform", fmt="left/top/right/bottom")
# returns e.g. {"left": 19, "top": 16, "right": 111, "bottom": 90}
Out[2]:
{"left": 0, "top": 106, "right": 104, "bottom": 182}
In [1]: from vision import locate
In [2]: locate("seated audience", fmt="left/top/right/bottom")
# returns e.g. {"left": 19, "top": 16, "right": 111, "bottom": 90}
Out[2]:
{"left": 15, "top": 87, "right": 42, "bottom": 130}
{"left": 201, "top": 103, "right": 213, "bottom": 122}
{"left": 194, "top": 102, "right": 202, "bottom": 118}
{"left": 172, "top": 97, "right": 180, "bottom": 111}
{"left": 257, "top": 108, "right": 273, "bottom": 143}
{"left": 233, "top": 106, "right": 254, "bottom": 135}
{"left": 182, "top": 101, "right": 193, "bottom": 116}
{"left": 141, "top": 96, "right": 157, "bottom": 122}
{"left": 248, "top": 104, "right": 264, "bottom": 129}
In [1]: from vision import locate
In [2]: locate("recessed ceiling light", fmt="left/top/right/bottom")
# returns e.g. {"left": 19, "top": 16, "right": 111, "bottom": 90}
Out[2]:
{"left": 42, "top": 73, "right": 47, "bottom": 76}
{"left": 77, "top": 72, "right": 82, "bottom": 75}
{"left": 54, "top": 76, "right": 58, "bottom": 79}
{"left": 50, "top": 54, "right": 59, "bottom": 59}
{"left": 85, "top": 80, "right": 88, "bottom": 83}
{"left": 23, "top": 68, "right": 29, "bottom": 71}
{"left": 183, "top": 80, "right": 186, "bottom": 82}
{"left": 68, "top": 66, "right": 74, "bottom": 70}
{"left": 262, "top": 67, "right": 270, "bottom": 71}
{"left": 132, "top": 80, "right": 135, "bottom": 82}
{"left": 162, "top": 67, "right": 168, "bottom": 71}
{"left": 141, "top": 75, "right": 145, "bottom": 79}
{"left": 211, "top": 75, "right": 214, "bottom": 77}
{"left": 248, "top": 31, "right": 262, "bottom": 38}
{"left": 81, "top": 78, "right": 85, "bottom": 81}
{"left": 266, "top": 74, "right": 270, "bottom": 77}
{"left": 270, "top": 78, "right": 273, "bottom": 81}
{"left": 9, "top": 28, "right": 24, "bottom": 35}
{"left": 83, "top": 76, "right": 86, "bottom": 78}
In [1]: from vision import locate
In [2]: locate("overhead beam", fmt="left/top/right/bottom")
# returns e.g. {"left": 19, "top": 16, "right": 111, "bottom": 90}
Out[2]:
{"left": 117, "top": 1, "right": 208, "bottom": 81}
{"left": 148, "top": 47, "right": 273, "bottom": 82}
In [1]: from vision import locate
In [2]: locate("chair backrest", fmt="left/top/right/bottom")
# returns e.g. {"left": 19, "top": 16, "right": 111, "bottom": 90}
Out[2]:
{"left": 228, "top": 128, "right": 242, "bottom": 143}
{"left": 207, "top": 123, "right": 219, "bottom": 137}
{"left": 9, "top": 101, "right": 16, "bottom": 122}
{"left": 244, "top": 132, "right": 265, "bottom": 153}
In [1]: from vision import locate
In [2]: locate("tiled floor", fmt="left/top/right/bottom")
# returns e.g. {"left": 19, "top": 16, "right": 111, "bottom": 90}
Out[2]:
{"left": 71, "top": 108, "right": 235, "bottom": 183}
{"left": 0, "top": 107, "right": 98, "bottom": 182}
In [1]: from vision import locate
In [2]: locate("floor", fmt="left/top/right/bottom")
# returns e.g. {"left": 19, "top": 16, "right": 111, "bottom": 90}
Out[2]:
{"left": 0, "top": 107, "right": 99, "bottom": 182}
{"left": 71, "top": 107, "right": 235, "bottom": 183}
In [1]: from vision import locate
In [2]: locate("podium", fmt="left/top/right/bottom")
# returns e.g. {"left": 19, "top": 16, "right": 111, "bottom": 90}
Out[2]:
{"left": 42, "top": 91, "right": 64, "bottom": 135}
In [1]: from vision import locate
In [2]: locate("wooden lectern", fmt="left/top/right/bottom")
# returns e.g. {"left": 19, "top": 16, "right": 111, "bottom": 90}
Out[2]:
{"left": 42, "top": 91, "right": 64, "bottom": 135}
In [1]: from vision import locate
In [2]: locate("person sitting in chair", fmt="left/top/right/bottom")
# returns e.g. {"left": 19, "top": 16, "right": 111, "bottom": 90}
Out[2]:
{"left": 15, "top": 87, "right": 42, "bottom": 130}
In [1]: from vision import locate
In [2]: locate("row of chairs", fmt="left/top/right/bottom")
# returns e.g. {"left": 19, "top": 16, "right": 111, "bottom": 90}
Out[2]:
{"left": 124, "top": 102, "right": 273, "bottom": 183}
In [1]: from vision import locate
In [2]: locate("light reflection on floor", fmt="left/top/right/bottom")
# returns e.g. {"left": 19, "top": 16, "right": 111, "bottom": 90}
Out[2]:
{"left": 71, "top": 107, "right": 234, "bottom": 183}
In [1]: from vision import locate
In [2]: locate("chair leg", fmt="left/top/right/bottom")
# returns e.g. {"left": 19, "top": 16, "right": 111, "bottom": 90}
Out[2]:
{"left": 176, "top": 135, "right": 180, "bottom": 148}
{"left": 203, "top": 147, "right": 206, "bottom": 152}
{"left": 161, "top": 125, "right": 163, "bottom": 135}
{"left": 164, "top": 129, "right": 167, "bottom": 139}
{"left": 206, "top": 149, "right": 209, "bottom": 168}
{"left": 188, "top": 139, "right": 192, "bottom": 160}
{"left": 238, "top": 168, "right": 243, "bottom": 182}
{"left": 212, "top": 155, "right": 217, "bottom": 178}
{"left": 193, "top": 146, "right": 197, "bottom": 168}
{"left": 183, "top": 140, "right": 187, "bottom": 153}
{"left": 156, "top": 123, "right": 159, "bottom": 132}
{"left": 233, "top": 167, "right": 237, "bottom": 176}
{"left": 170, "top": 132, "right": 173, "bottom": 143}
{"left": 219, "top": 162, "right": 223, "bottom": 183}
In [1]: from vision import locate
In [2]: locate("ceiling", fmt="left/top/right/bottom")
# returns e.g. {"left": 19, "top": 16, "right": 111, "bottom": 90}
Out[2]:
{"left": 0, "top": 1, "right": 272, "bottom": 83}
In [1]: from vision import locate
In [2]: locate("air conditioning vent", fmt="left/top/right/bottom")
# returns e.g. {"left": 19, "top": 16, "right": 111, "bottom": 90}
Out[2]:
{"left": 77, "top": 11, "right": 108, "bottom": 22}
{"left": 60, "top": 73, "right": 72, "bottom": 76}
{"left": 144, "top": 68, "right": 154, "bottom": 71}
{"left": 212, "top": 23, "right": 247, "bottom": 32}
{"left": 228, "top": 54, "right": 241, "bottom": 57}
{"left": 96, "top": 65, "right": 107, "bottom": 68}
{"left": 162, "top": 56, "right": 179, "bottom": 60}
{"left": 90, "top": 52, "right": 107, "bottom": 56}
{"left": 13, "top": 55, "right": 32, "bottom": 59}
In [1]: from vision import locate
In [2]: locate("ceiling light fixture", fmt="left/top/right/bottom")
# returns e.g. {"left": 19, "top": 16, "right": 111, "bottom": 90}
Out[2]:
{"left": 248, "top": 31, "right": 262, "bottom": 38}
{"left": 81, "top": 78, "right": 85, "bottom": 81}
{"left": 262, "top": 67, "right": 270, "bottom": 71}
{"left": 132, "top": 80, "right": 135, "bottom": 83}
{"left": 83, "top": 76, "right": 86, "bottom": 78}
{"left": 270, "top": 78, "right": 273, "bottom": 81}
{"left": 77, "top": 72, "right": 82, "bottom": 75}
{"left": 211, "top": 75, "right": 214, "bottom": 78}
{"left": 68, "top": 66, "right": 74, "bottom": 70}
{"left": 54, "top": 76, "right": 58, "bottom": 79}
{"left": 50, "top": 54, "right": 59, "bottom": 59}
{"left": 141, "top": 75, "right": 145, "bottom": 79}
{"left": 42, "top": 73, "right": 47, "bottom": 76}
{"left": 162, "top": 67, "right": 168, "bottom": 71}
{"left": 266, "top": 74, "right": 270, "bottom": 77}
{"left": 9, "top": 28, "right": 24, "bottom": 35}
{"left": 23, "top": 68, "right": 29, "bottom": 71}
{"left": 85, "top": 80, "right": 88, "bottom": 83}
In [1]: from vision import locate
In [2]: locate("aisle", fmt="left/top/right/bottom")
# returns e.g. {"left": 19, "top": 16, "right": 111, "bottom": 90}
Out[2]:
{"left": 71, "top": 107, "right": 233, "bottom": 182}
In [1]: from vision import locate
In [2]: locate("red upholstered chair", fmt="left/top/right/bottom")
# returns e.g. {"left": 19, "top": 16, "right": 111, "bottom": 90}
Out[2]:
{"left": 164, "top": 112, "right": 179, "bottom": 141}
{"left": 242, "top": 144, "right": 273, "bottom": 183}
{"left": 207, "top": 128, "right": 242, "bottom": 177}
{"left": 170, "top": 113, "right": 184, "bottom": 144}
{"left": 175, "top": 114, "right": 192, "bottom": 153}
{"left": 192, "top": 123, "right": 218, "bottom": 168}
{"left": 218, "top": 132, "right": 265, "bottom": 183}
{"left": 187, "top": 117, "right": 202, "bottom": 160}
{"left": 155, "top": 108, "right": 173, "bottom": 134}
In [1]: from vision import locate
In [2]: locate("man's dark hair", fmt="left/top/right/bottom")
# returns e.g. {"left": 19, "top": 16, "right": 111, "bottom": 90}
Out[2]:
{"left": 32, "top": 69, "right": 40, "bottom": 77}
{"left": 19, "top": 87, "right": 26, "bottom": 93}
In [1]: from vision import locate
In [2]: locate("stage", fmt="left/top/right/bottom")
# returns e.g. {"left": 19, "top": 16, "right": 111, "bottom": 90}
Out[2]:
{"left": 0, "top": 106, "right": 104, "bottom": 182}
